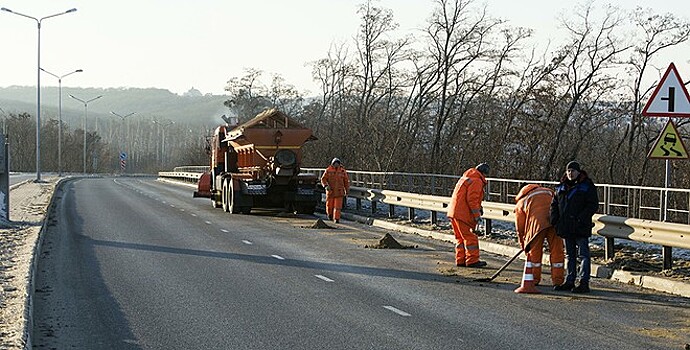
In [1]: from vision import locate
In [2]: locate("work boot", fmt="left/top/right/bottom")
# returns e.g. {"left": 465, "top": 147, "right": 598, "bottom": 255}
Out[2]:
{"left": 334, "top": 219, "right": 340, "bottom": 223}
{"left": 328, "top": 215, "right": 333, "bottom": 220}
{"left": 572, "top": 282, "right": 590, "bottom": 294}
{"left": 466, "top": 261, "right": 487, "bottom": 268}
{"left": 553, "top": 281, "right": 575, "bottom": 291}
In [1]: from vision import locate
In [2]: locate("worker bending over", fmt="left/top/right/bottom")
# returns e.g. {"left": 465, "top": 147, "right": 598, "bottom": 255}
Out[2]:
{"left": 514, "top": 184, "right": 565, "bottom": 287}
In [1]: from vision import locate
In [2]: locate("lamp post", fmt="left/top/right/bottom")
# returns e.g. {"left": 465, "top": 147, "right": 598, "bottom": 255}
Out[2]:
{"left": 40, "top": 68, "right": 82, "bottom": 176}
{"left": 1, "top": 6, "right": 77, "bottom": 182}
{"left": 69, "top": 94, "right": 102, "bottom": 174}
{"left": 110, "top": 111, "right": 135, "bottom": 173}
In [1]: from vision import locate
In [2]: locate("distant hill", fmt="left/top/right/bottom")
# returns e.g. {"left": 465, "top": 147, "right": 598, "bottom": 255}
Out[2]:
{"left": 0, "top": 86, "right": 230, "bottom": 127}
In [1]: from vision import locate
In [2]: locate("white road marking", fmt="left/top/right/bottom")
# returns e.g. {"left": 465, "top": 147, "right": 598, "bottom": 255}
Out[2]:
{"left": 205, "top": 221, "right": 212, "bottom": 225}
{"left": 271, "top": 255, "right": 285, "bottom": 260}
{"left": 315, "top": 275, "right": 334, "bottom": 282}
{"left": 242, "top": 240, "right": 253, "bottom": 245}
{"left": 383, "top": 306, "right": 411, "bottom": 317}
{"left": 179, "top": 209, "right": 185, "bottom": 212}
{"left": 220, "top": 229, "right": 229, "bottom": 233}
{"left": 191, "top": 214, "right": 197, "bottom": 217}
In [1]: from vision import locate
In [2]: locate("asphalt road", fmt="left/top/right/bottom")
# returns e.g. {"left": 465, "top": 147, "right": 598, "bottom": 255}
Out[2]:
{"left": 32, "top": 177, "right": 690, "bottom": 349}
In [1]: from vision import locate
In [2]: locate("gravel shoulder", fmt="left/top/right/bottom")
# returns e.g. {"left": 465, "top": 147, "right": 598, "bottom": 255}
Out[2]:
{"left": 0, "top": 179, "right": 58, "bottom": 349}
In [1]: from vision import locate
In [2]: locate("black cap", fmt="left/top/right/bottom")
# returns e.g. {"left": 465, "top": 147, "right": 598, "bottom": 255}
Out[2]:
{"left": 566, "top": 161, "right": 581, "bottom": 172}
{"left": 476, "top": 163, "right": 490, "bottom": 175}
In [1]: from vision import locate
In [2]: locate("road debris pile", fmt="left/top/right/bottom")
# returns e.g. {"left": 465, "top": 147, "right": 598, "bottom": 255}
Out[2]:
{"left": 365, "top": 233, "right": 415, "bottom": 249}
{"left": 306, "top": 218, "right": 334, "bottom": 229}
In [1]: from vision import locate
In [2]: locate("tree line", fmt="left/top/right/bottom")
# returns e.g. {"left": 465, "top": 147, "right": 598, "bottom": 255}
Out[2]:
{"left": 3, "top": 0, "right": 690, "bottom": 190}
{"left": 2, "top": 112, "right": 207, "bottom": 174}
{"left": 223, "top": 0, "right": 690, "bottom": 188}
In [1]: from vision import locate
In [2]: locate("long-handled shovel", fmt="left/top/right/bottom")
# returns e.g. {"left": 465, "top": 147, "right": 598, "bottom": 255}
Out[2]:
{"left": 473, "top": 231, "right": 543, "bottom": 282}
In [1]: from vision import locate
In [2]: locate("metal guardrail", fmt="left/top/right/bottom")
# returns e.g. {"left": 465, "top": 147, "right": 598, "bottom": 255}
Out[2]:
{"left": 302, "top": 168, "right": 690, "bottom": 225}
{"left": 159, "top": 168, "right": 690, "bottom": 269}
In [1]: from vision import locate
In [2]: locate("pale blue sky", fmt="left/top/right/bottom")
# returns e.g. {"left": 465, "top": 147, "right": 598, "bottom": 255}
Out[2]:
{"left": 1, "top": 0, "right": 688, "bottom": 96}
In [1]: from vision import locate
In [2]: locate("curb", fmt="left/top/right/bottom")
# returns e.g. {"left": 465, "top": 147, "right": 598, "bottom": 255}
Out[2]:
{"left": 22, "top": 177, "right": 70, "bottom": 350}
{"left": 338, "top": 211, "right": 690, "bottom": 298}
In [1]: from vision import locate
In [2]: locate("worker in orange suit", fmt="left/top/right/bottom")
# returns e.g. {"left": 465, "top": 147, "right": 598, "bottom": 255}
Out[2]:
{"left": 447, "top": 163, "right": 489, "bottom": 267}
{"left": 321, "top": 158, "right": 350, "bottom": 223}
{"left": 514, "top": 184, "right": 565, "bottom": 286}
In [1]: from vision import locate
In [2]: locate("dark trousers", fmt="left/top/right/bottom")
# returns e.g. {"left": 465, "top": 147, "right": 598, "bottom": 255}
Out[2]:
{"left": 564, "top": 236, "right": 591, "bottom": 283}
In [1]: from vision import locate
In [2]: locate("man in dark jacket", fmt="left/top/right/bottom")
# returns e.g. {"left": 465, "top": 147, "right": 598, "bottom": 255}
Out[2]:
{"left": 550, "top": 161, "right": 599, "bottom": 293}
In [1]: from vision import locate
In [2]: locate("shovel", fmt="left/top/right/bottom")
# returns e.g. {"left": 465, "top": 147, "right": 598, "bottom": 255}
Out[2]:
{"left": 473, "top": 231, "right": 544, "bottom": 282}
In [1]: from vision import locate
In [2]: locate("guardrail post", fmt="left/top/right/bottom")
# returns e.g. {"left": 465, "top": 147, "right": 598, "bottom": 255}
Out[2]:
{"left": 356, "top": 198, "right": 362, "bottom": 211}
{"left": 662, "top": 246, "right": 672, "bottom": 270}
{"left": 431, "top": 211, "right": 437, "bottom": 225}
{"left": 408, "top": 207, "right": 415, "bottom": 221}
{"left": 484, "top": 219, "right": 492, "bottom": 235}
{"left": 389, "top": 204, "right": 395, "bottom": 218}
{"left": 605, "top": 237, "right": 615, "bottom": 260}
{"left": 371, "top": 200, "right": 377, "bottom": 215}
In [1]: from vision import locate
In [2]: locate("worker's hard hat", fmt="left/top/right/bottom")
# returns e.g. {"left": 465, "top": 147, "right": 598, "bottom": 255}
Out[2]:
{"left": 331, "top": 158, "right": 341, "bottom": 165}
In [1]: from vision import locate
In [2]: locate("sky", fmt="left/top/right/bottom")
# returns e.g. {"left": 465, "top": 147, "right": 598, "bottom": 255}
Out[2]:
{"left": 1, "top": 0, "right": 689, "bottom": 97}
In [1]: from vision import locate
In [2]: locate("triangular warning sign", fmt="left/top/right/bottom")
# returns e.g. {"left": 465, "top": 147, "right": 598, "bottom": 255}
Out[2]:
{"left": 647, "top": 120, "right": 688, "bottom": 159}
{"left": 642, "top": 63, "right": 690, "bottom": 117}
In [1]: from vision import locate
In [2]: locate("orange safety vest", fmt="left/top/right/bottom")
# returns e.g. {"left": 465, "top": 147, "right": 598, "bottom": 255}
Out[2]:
{"left": 447, "top": 168, "right": 487, "bottom": 227}
{"left": 321, "top": 165, "right": 350, "bottom": 198}
{"left": 514, "top": 184, "right": 555, "bottom": 248}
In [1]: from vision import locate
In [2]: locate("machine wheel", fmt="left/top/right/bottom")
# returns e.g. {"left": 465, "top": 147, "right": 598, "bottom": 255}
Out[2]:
{"left": 229, "top": 180, "right": 252, "bottom": 214}
{"left": 222, "top": 180, "right": 230, "bottom": 213}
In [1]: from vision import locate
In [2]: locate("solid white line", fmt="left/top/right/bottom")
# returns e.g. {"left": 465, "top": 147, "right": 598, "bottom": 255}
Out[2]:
{"left": 220, "top": 229, "right": 229, "bottom": 233}
{"left": 383, "top": 306, "right": 411, "bottom": 317}
{"left": 242, "top": 240, "right": 253, "bottom": 245}
{"left": 271, "top": 255, "right": 285, "bottom": 260}
{"left": 315, "top": 275, "right": 334, "bottom": 282}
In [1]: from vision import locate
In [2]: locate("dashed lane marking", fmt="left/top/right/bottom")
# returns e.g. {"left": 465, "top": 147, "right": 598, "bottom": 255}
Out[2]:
{"left": 271, "top": 255, "right": 285, "bottom": 260}
{"left": 220, "top": 229, "right": 229, "bottom": 233}
{"left": 383, "top": 306, "right": 411, "bottom": 317}
{"left": 315, "top": 275, "right": 334, "bottom": 282}
{"left": 191, "top": 214, "right": 197, "bottom": 217}
{"left": 205, "top": 221, "right": 212, "bottom": 225}
{"left": 242, "top": 240, "right": 253, "bottom": 245}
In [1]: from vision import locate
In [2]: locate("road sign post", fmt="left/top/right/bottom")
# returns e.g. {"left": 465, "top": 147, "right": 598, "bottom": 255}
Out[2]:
{"left": 641, "top": 62, "right": 690, "bottom": 269}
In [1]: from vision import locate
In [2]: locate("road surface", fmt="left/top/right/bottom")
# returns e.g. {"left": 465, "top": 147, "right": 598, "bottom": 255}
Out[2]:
{"left": 32, "top": 177, "right": 690, "bottom": 349}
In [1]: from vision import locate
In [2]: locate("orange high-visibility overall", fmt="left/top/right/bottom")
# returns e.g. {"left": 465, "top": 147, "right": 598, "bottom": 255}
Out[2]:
{"left": 514, "top": 184, "right": 565, "bottom": 286}
{"left": 320, "top": 165, "right": 350, "bottom": 221}
{"left": 447, "top": 168, "right": 486, "bottom": 266}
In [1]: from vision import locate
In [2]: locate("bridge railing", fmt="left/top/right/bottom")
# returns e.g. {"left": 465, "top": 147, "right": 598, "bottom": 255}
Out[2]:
{"left": 159, "top": 167, "right": 690, "bottom": 269}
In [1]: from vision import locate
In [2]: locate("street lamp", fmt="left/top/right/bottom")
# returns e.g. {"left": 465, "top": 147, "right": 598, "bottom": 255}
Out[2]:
{"left": 110, "top": 111, "right": 136, "bottom": 173}
{"left": 41, "top": 68, "right": 83, "bottom": 176}
{"left": 69, "top": 94, "right": 102, "bottom": 174}
{"left": 1, "top": 6, "right": 77, "bottom": 182}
